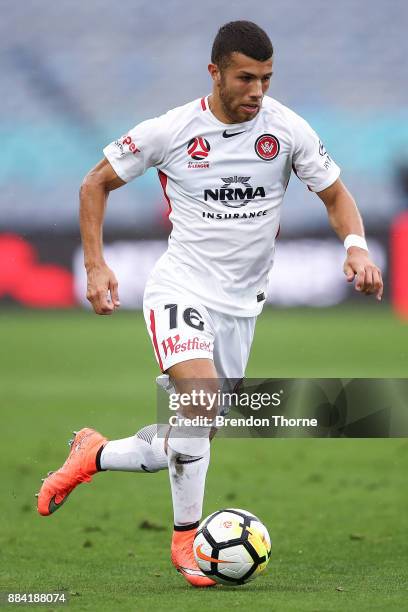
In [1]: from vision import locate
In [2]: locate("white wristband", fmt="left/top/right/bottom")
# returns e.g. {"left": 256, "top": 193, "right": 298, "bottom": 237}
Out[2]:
{"left": 344, "top": 234, "right": 368, "bottom": 252}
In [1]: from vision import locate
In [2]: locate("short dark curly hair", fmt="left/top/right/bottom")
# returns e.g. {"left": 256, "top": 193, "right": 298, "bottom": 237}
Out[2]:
{"left": 211, "top": 21, "right": 273, "bottom": 69}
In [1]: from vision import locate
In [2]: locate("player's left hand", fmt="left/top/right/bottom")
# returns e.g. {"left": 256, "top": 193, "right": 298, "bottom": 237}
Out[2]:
{"left": 343, "top": 247, "right": 383, "bottom": 301}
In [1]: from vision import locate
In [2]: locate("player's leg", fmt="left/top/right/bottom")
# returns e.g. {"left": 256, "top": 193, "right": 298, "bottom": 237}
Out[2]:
{"left": 144, "top": 301, "right": 219, "bottom": 586}
{"left": 159, "top": 308, "right": 256, "bottom": 587}
{"left": 166, "top": 357, "right": 219, "bottom": 588}
{"left": 167, "top": 359, "right": 217, "bottom": 526}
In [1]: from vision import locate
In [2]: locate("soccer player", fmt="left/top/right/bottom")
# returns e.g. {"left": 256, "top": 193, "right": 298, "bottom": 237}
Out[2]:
{"left": 37, "top": 21, "right": 383, "bottom": 587}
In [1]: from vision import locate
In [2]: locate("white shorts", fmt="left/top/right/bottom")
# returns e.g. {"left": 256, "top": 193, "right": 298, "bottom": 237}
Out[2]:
{"left": 143, "top": 297, "right": 256, "bottom": 380}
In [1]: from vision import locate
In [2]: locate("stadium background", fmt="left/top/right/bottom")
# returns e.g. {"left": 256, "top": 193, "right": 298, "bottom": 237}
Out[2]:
{"left": 1, "top": 2, "right": 408, "bottom": 610}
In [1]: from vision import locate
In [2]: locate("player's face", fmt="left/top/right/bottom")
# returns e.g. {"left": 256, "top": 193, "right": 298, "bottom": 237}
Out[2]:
{"left": 212, "top": 53, "right": 273, "bottom": 123}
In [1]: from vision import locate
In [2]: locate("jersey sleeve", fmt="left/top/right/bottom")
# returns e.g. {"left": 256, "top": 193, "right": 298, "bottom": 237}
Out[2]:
{"left": 103, "top": 115, "right": 167, "bottom": 182}
{"left": 291, "top": 114, "right": 340, "bottom": 192}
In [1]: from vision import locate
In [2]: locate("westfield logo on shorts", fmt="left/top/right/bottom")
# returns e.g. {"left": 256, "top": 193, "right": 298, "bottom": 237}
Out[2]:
{"left": 161, "top": 334, "right": 212, "bottom": 357}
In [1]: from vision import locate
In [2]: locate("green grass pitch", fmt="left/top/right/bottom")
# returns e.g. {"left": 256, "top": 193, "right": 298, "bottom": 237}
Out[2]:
{"left": 1, "top": 306, "right": 408, "bottom": 611}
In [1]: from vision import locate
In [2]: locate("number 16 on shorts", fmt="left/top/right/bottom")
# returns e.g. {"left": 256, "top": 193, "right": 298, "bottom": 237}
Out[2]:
{"left": 145, "top": 302, "right": 215, "bottom": 371}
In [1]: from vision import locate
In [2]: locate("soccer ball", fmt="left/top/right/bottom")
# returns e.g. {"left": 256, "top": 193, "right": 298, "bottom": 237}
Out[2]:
{"left": 193, "top": 508, "right": 271, "bottom": 585}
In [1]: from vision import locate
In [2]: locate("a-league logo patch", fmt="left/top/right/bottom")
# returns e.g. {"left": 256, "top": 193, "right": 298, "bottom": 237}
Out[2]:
{"left": 187, "top": 136, "right": 211, "bottom": 160}
{"left": 254, "top": 134, "right": 280, "bottom": 161}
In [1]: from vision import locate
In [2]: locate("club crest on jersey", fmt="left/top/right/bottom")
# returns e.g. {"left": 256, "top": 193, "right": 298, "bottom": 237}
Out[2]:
{"left": 187, "top": 136, "right": 211, "bottom": 161}
{"left": 255, "top": 134, "right": 280, "bottom": 161}
{"left": 204, "top": 176, "right": 266, "bottom": 208}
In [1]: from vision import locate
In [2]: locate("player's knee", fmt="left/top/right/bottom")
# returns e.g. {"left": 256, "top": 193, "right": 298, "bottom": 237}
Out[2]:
{"left": 178, "top": 378, "right": 220, "bottom": 421}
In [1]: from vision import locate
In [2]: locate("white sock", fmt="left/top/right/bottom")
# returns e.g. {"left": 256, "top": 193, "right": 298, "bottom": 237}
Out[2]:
{"left": 167, "top": 443, "right": 210, "bottom": 526}
{"left": 100, "top": 424, "right": 168, "bottom": 472}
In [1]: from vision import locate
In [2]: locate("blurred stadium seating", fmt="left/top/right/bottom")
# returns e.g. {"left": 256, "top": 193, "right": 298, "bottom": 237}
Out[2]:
{"left": 1, "top": 1, "right": 407, "bottom": 308}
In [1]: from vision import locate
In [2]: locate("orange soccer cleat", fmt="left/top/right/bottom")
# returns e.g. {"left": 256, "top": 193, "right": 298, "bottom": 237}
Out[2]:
{"left": 171, "top": 527, "right": 216, "bottom": 587}
{"left": 36, "top": 428, "right": 107, "bottom": 516}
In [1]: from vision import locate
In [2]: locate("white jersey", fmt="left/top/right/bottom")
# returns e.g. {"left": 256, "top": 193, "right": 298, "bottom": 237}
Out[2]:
{"left": 104, "top": 95, "right": 340, "bottom": 316}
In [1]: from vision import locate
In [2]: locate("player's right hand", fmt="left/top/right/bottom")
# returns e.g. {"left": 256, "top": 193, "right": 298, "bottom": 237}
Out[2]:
{"left": 86, "top": 263, "right": 120, "bottom": 315}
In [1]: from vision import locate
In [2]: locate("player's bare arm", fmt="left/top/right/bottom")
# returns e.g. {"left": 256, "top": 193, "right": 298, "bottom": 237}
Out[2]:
{"left": 79, "top": 158, "right": 124, "bottom": 315}
{"left": 317, "top": 178, "right": 383, "bottom": 301}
